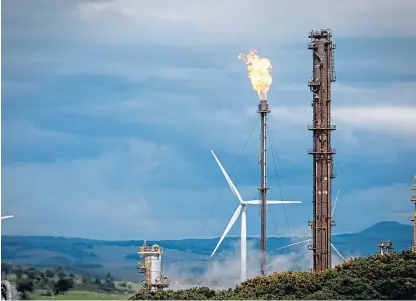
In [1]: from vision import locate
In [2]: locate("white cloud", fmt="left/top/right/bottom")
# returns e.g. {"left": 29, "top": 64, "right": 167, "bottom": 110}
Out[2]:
{"left": 1, "top": 80, "right": 39, "bottom": 99}
{"left": 0, "top": 138, "right": 221, "bottom": 239}
{"left": 2, "top": 0, "right": 416, "bottom": 241}
{"left": 335, "top": 106, "right": 415, "bottom": 136}
{"left": 333, "top": 182, "right": 413, "bottom": 232}
{"left": 268, "top": 82, "right": 416, "bottom": 142}
{"left": 75, "top": 0, "right": 416, "bottom": 46}
{"left": 3, "top": 121, "right": 79, "bottom": 147}
{"left": 45, "top": 80, "right": 416, "bottom": 162}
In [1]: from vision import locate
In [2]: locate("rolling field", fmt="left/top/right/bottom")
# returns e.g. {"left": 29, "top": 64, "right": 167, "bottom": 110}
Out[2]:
{"left": 34, "top": 290, "right": 129, "bottom": 300}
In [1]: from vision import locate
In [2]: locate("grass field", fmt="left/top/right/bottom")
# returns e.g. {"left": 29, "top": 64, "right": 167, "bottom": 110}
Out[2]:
{"left": 34, "top": 290, "right": 130, "bottom": 300}
{"left": 30, "top": 281, "right": 141, "bottom": 300}
{"left": 115, "top": 280, "right": 142, "bottom": 291}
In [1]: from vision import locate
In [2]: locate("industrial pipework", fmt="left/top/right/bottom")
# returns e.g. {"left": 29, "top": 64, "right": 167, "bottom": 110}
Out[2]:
{"left": 137, "top": 241, "right": 170, "bottom": 292}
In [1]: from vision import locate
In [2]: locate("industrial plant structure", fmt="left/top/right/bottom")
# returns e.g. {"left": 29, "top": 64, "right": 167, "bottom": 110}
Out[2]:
{"left": 257, "top": 98, "right": 270, "bottom": 276}
{"left": 137, "top": 241, "right": 170, "bottom": 292}
{"left": 379, "top": 241, "right": 394, "bottom": 255}
{"left": 1, "top": 279, "right": 20, "bottom": 300}
{"left": 307, "top": 29, "right": 337, "bottom": 272}
{"left": 1, "top": 216, "right": 19, "bottom": 300}
{"left": 411, "top": 174, "right": 416, "bottom": 252}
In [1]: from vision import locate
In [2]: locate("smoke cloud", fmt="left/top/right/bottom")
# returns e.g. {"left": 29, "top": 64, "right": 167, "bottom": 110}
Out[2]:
{"left": 165, "top": 240, "right": 258, "bottom": 290}
{"left": 164, "top": 238, "right": 362, "bottom": 290}
{"left": 165, "top": 239, "right": 312, "bottom": 290}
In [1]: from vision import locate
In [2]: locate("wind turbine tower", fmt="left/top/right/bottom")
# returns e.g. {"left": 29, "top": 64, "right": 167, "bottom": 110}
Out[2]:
{"left": 307, "top": 29, "right": 337, "bottom": 272}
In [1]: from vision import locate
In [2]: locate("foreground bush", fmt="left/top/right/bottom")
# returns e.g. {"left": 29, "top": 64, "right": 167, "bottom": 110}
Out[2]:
{"left": 130, "top": 251, "right": 416, "bottom": 300}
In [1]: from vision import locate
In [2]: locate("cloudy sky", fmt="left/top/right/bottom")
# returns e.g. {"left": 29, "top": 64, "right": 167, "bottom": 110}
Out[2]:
{"left": 2, "top": 0, "right": 416, "bottom": 240}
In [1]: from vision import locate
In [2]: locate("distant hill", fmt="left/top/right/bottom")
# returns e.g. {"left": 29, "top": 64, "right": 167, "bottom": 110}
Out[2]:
{"left": 1, "top": 221, "right": 413, "bottom": 281}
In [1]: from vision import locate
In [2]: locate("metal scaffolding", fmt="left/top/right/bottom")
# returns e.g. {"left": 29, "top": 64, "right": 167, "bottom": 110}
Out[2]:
{"left": 307, "top": 29, "right": 337, "bottom": 272}
{"left": 379, "top": 241, "right": 394, "bottom": 255}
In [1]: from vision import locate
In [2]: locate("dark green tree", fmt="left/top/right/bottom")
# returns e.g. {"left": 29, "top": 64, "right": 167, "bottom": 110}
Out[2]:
{"left": 82, "top": 272, "right": 92, "bottom": 284}
{"left": 45, "top": 269, "right": 55, "bottom": 278}
{"left": 53, "top": 278, "right": 74, "bottom": 295}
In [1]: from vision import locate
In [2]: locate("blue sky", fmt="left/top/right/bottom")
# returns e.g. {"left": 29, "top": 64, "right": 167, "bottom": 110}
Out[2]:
{"left": 2, "top": 0, "right": 416, "bottom": 240}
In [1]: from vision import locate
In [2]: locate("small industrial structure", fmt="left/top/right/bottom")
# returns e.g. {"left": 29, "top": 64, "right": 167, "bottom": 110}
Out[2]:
{"left": 307, "top": 29, "right": 337, "bottom": 272}
{"left": 1, "top": 278, "right": 20, "bottom": 301}
{"left": 1, "top": 215, "right": 20, "bottom": 300}
{"left": 137, "top": 241, "right": 170, "bottom": 292}
{"left": 411, "top": 174, "right": 416, "bottom": 252}
{"left": 1, "top": 279, "right": 20, "bottom": 300}
{"left": 379, "top": 241, "right": 394, "bottom": 255}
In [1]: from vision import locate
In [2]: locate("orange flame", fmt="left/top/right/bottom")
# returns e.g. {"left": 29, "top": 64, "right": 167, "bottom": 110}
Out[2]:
{"left": 238, "top": 49, "right": 272, "bottom": 100}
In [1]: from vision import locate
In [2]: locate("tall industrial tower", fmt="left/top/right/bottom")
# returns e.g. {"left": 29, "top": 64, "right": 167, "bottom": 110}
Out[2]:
{"left": 258, "top": 99, "right": 270, "bottom": 276}
{"left": 411, "top": 174, "right": 416, "bottom": 252}
{"left": 137, "top": 241, "right": 170, "bottom": 291}
{"left": 307, "top": 29, "right": 337, "bottom": 272}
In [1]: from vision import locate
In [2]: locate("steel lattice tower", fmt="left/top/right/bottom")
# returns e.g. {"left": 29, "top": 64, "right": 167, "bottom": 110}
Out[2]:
{"left": 307, "top": 29, "right": 337, "bottom": 272}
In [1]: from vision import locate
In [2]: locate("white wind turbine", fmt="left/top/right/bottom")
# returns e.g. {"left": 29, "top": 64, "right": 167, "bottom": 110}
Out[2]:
{"left": 210, "top": 150, "right": 302, "bottom": 283}
{"left": 269, "top": 189, "right": 347, "bottom": 268}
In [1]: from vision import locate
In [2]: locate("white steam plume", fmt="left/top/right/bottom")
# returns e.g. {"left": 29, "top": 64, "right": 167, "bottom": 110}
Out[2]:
{"left": 164, "top": 237, "right": 357, "bottom": 290}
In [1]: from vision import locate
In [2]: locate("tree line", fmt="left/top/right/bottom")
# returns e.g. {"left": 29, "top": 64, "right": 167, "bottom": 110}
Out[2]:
{"left": 130, "top": 251, "right": 416, "bottom": 300}
{"left": 1, "top": 264, "right": 133, "bottom": 300}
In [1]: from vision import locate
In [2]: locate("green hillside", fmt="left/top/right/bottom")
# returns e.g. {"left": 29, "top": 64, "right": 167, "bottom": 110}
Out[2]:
{"left": 1, "top": 221, "right": 413, "bottom": 282}
{"left": 130, "top": 251, "right": 416, "bottom": 300}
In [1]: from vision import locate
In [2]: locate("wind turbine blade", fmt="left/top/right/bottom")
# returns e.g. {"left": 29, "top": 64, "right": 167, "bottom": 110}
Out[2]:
{"left": 211, "top": 150, "right": 244, "bottom": 203}
{"left": 1, "top": 215, "right": 14, "bottom": 220}
{"left": 331, "top": 243, "right": 346, "bottom": 262}
{"left": 331, "top": 189, "right": 339, "bottom": 217}
{"left": 244, "top": 200, "right": 260, "bottom": 205}
{"left": 266, "top": 200, "right": 302, "bottom": 205}
{"left": 276, "top": 239, "right": 312, "bottom": 251}
{"left": 244, "top": 200, "right": 301, "bottom": 205}
{"left": 211, "top": 204, "right": 243, "bottom": 257}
